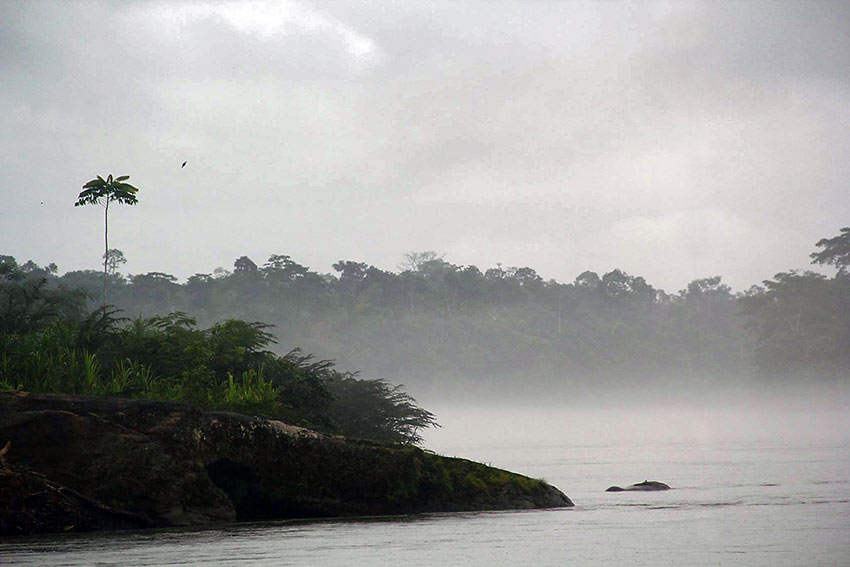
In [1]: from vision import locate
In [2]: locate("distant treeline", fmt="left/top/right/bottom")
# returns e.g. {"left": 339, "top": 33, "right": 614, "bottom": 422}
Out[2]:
{"left": 3, "top": 227, "right": 849, "bottom": 395}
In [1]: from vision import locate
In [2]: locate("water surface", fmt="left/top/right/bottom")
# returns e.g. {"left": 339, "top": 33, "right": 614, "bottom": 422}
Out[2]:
{"left": 3, "top": 405, "right": 849, "bottom": 566}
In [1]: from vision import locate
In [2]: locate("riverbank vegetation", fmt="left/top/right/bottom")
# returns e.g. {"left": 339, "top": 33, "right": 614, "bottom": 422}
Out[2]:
{"left": 0, "top": 260, "right": 436, "bottom": 444}
{"left": 3, "top": 227, "right": 848, "bottom": 411}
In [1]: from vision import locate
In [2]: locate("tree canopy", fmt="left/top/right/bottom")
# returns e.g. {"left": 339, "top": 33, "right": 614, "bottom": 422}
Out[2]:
{"left": 811, "top": 226, "right": 850, "bottom": 275}
{"left": 6, "top": 226, "right": 848, "bottom": 404}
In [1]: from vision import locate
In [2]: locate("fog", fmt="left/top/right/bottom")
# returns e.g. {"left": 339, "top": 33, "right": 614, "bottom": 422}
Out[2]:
{"left": 424, "top": 385, "right": 850, "bottom": 453}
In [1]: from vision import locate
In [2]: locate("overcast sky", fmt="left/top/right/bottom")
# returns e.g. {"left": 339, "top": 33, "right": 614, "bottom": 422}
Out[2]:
{"left": 2, "top": 1, "right": 848, "bottom": 292}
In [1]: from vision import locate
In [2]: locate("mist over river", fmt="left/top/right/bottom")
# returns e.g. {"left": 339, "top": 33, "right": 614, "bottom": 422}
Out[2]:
{"left": 2, "top": 400, "right": 849, "bottom": 566}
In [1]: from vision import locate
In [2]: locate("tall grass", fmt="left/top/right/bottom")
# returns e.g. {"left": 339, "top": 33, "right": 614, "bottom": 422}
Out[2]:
{"left": 218, "top": 368, "right": 281, "bottom": 414}
{"left": 0, "top": 343, "right": 282, "bottom": 415}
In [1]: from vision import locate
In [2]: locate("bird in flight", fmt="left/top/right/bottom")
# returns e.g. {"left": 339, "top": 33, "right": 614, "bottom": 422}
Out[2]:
{"left": 181, "top": 161, "right": 187, "bottom": 168}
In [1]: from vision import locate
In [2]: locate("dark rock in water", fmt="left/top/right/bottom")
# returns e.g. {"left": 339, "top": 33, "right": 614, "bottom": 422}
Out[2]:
{"left": 606, "top": 480, "right": 671, "bottom": 492}
{"left": 0, "top": 391, "right": 573, "bottom": 535}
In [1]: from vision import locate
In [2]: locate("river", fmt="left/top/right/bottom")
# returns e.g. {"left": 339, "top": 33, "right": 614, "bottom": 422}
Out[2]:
{"left": 2, "top": 402, "right": 849, "bottom": 566}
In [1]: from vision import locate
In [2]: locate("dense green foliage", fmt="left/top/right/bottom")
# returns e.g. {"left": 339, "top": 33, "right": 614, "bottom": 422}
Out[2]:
{"left": 0, "top": 256, "right": 437, "bottom": 444}
{"left": 740, "top": 271, "right": 850, "bottom": 380}
{"left": 4, "top": 228, "right": 848, "bottom": 404}
{"left": 36, "top": 254, "right": 752, "bottom": 393}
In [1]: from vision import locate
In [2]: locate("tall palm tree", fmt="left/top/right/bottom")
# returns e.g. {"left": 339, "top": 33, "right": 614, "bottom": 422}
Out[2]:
{"left": 75, "top": 174, "right": 139, "bottom": 306}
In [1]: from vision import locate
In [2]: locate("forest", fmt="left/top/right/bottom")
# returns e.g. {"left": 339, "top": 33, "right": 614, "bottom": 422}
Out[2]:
{"left": 3, "top": 227, "right": 849, "bottom": 411}
{"left": 0, "top": 258, "right": 438, "bottom": 445}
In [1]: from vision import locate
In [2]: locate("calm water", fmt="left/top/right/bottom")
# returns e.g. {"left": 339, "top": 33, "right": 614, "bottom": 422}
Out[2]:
{"left": 3, "top": 404, "right": 849, "bottom": 566}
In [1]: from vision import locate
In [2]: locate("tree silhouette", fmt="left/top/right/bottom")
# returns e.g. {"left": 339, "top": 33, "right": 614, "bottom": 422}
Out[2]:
{"left": 75, "top": 174, "right": 139, "bottom": 306}
{"left": 104, "top": 248, "right": 127, "bottom": 276}
{"left": 811, "top": 227, "right": 850, "bottom": 276}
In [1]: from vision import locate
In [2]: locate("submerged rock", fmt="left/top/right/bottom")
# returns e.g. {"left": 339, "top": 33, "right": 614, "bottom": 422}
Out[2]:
{"left": 0, "top": 391, "right": 573, "bottom": 535}
{"left": 606, "top": 480, "right": 671, "bottom": 492}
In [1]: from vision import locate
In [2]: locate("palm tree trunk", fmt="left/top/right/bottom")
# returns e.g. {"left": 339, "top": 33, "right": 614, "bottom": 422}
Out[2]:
{"left": 102, "top": 198, "right": 109, "bottom": 307}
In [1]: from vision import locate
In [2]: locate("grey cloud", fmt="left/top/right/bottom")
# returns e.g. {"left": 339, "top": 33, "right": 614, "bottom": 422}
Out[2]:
{"left": 1, "top": 1, "right": 848, "bottom": 292}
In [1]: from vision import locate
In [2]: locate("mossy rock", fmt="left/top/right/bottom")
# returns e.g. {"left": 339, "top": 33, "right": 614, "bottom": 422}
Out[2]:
{"left": 0, "top": 391, "right": 572, "bottom": 535}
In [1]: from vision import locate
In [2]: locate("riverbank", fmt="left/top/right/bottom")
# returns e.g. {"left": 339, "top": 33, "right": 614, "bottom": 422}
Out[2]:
{"left": 0, "top": 391, "right": 572, "bottom": 536}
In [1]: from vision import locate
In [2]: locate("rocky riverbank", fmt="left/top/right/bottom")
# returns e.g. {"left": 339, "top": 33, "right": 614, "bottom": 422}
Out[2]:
{"left": 0, "top": 391, "right": 572, "bottom": 535}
